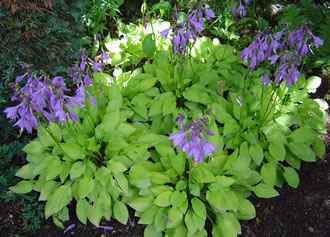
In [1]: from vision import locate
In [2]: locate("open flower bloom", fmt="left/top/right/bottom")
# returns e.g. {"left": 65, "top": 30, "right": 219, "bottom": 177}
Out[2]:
{"left": 4, "top": 50, "right": 99, "bottom": 133}
{"left": 169, "top": 114, "right": 217, "bottom": 163}
{"left": 240, "top": 22, "right": 323, "bottom": 87}
{"left": 160, "top": 1, "right": 215, "bottom": 57}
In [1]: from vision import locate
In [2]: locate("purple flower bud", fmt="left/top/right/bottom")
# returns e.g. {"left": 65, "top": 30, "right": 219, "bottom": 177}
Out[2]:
{"left": 16, "top": 72, "right": 28, "bottom": 82}
{"left": 261, "top": 73, "right": 270, "bottom": 84}
{"left": 257, "top": 50, "right": 265, "bottom": 62}
{"left": 204, "top": 8, "right": 215, "bottom": 20}
{"left": 87, "top": 92, "right": 97, "bottom": 107}
{"left": 80, "top": 60, "right": 86, "bottom": 71}
{"left": 101, "top": 49, "right": 109, "bottom": 60}
{"left": 237, "top": 1, "right": 246, "bottom": 18}
{"left": 232, "top": 4, "right": 237, "bottom": 19}
{"left": 83, "top": 74, "right": 93, "bottom": 85}
{"left": 68, "top": 109, "right": 79, "bottom": 123}
{"left": 202, "top": 127, "right": 214, "bottom": 136}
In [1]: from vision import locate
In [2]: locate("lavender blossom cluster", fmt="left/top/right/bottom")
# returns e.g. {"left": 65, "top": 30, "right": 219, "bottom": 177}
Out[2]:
{"left": 160, "top": 1, "right": 215, "bottom": 56}
{"left": 169, "top": 114, "right": 217, "bottom": 163}
{"left": 240, "top": 22, "right": 324, "bottom": 87}
{"left": 232, "top": 0, "right": 250, "bottom": 20}
{"left": 4, "top": 50, "right": 107, "bottom": 134}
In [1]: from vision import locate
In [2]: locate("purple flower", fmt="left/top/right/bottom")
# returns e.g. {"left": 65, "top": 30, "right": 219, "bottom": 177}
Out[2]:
{"left": 83, "top": 74, "right": 93, "bottom": 85}
{"left": 97, "top": 226, "right": 113, "bottom": 231}
{"left": 169, "top": 114, "right": 217, "bottom": 163}
{"left": 200, "top": 133, "right": 216, "bottom": 155}
{"left": 169, "top": 129, "right": 190, "bottom": 149}
{"left": 64, "top": 224, "right": 75, "bottom": 233}
{"left": 88, "top": 59, "right": 104, "bottom": 73}
{"left": 101, "top": 49, "right": 109, "bottom": 60}
{"left": 4, "top": 104, "right": 21, "bottom": 120}
{"left": 160, "top": 28, "right": 170, "bottom": 39}
{"left": 312, "top": 35, "right": 323, "bottom": 48}
{"left": 87, "top": 91, "right": 97, "bottom": 107}
{"left": 261, "top": 73, "right": 270, "bottom": 84}
{"left": 204, "top": 8, "right": 215, "bottom": 20}
{"left": 232, "top": 4, "right": 237, "bottom": 19}
{"left": 68, "top": 109, "right": 79, "bottom": 123}
{"left": 15, "top": 72, "right": 28, "bottom": 82}
{"left": 237, "top": 1, "right": 246, "bottom": 18}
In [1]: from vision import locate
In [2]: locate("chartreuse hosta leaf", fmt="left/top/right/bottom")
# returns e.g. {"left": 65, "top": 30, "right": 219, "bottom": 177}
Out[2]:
{"left": 288, "top": 142, "right": 316, "bottom": 162}
{"left": 167, "top": 207, "right": 184, "bottom": 229}
{"left": 10, "top": 180, "right": 34, "bottom": 194}
{"left": 45, "top": 184, "right": 72, "bottom": 218}
{"left": 128, "top": 196, "right": 154, "bottom": 212}
{"left": 260, "top": 163, "right": 276, "bottom": 186}
{"left": 269, "top": 142, "right": 286, "bottom": 161}
{"left": 39, "top": 181, "right": 60, "bottom": 201}
{"left": 78, "top": 176, "right": 95, "bottom": 199}
{"left": 23, "top": 140, "right": 44, "bottom": 155}
{"left": 191, "top": 166, "right": 215, "bottom": 183}
{"left": 113, "top": 200, "right": 128, "bottom": 225}
{"left": 289, "top": 127, "right": 314, "bottom": 144}
{"left": 154, "top": 207, "right": 169, "bottom": 232}
{"left": 235, "top": 194, "right": 256, "bottom": 220}
{"left": 312, "top": 136, "right": 326, "bottom": 158}
{"left": 70, "top": 161, "right": 86, "bottom": 179}
{"left": 213, "top": 212, "right": 241, "bottom": 237}
{"left": 283, "top": 167, "right": 299, "bottom": 188}
{"left": 191, "top": 197, "right": 207, "bottom": 220}
{"left": 60, "top": 143, "right": 86, "bottom": 161}
{"left": 144, "top": 224, "right": 163, "bottom": 237}
{"left": 154, "top": 191, "right": 172, "bottom": 207}
{"left": 76, "top": 198, "right": 89, "bottom": 224}
{"left": 15, "top": 163, "right": 36, "bottom": 179}
{"left": 253, "top": 183, "right": 279, "bottom": 198}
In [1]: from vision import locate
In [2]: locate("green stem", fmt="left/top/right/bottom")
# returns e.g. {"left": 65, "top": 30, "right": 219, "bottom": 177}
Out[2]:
{"left": 41, "top": 124, "right": 69, "bottom": 157}
{"left": 239, "top": 71, "right": 250, "bottom": 124}
{"left": 258, "top": 85, "right": 279, "bottom": 129}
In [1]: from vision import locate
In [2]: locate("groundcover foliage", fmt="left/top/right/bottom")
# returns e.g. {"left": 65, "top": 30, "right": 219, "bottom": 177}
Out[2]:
{"left": 6, "top": 1, "right": 328, "bottom": 237}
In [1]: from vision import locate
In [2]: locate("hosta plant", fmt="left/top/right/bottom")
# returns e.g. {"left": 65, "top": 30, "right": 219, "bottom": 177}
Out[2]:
{"left": 6, "top": 1, "right": 327, "bottom": 236}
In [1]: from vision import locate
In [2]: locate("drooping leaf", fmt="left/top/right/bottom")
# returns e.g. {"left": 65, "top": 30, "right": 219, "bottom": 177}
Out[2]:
{"left": 70, "top": 161, "right": 86, "bottom": 179}
{"left": 249, "top": 144, "right": 264, "bottom": 165}
{"left": 260, "top": 163, "right": 276, "bottom": 186}
{"left": 10, "top": 180, "right": 34, "bottom": 194}
{"left": 154, "top": 191, "right": 172, "bottom": 207}
{"left": 253, "top": 183, "right": 279, "bottom": 198}
{"left": 283, "top": 167, "right": 299, "bottom": 188}
{"left": 113, "top": 200, "right": 128, "bottom": 225}
{"left": 76, "top": 198, "right": 89, "bottom": 224}
{"left": 288, "top": 142, "right": 316, "bottom": 162}
{"left": 45, "top": 184, "right": 72, "bottom": 218}
{"left": 142, "top": 34, "right": 156, "bottom": 57}
{"left": 191, "top": 197, "right": 207, "bottom": 220}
